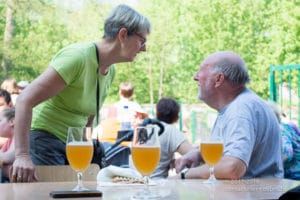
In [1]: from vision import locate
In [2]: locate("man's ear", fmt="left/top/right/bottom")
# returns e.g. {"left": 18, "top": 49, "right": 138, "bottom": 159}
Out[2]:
{"left": 118, "top": 27, "right": 128, "bottom": 43}
{"left": 215, "top": 73, "right": 225, "bottom": 87}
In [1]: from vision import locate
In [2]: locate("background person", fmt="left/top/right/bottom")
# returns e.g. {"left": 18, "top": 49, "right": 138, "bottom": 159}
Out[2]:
{"left": 16, "top": 81, "right": 30, "bottom": 93}
{"left": 267, "top": 100, "right": 300, "bottom": 180}
{"left": 173, "top": 51, "right": 283, "bottom": 179}
{"left": 0, "top": 78, "right": 19, "bottom": 105}
{"left": 107, "top": 82, "right": 142, "bottom": 130}
{"left": 11, "top": 4, "right": 151, "bottom": 183}
{"left": 150, "top": 97, "right": 194, "bottom": 179}
{"left": 0, "top": 89, "right": 13, "bottom": 113}
{"left": 0, "top": 89, "right": 13, "bottom": 149}
{"left": 131, "top": 106, "right": 149, "bottom": 128}
{"left": 0, "top": 107, "right": 15, "bottom": 182}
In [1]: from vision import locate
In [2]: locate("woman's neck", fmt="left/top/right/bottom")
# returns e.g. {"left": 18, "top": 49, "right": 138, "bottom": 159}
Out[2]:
{"left": 95, "top": 40, "right": 119, "bottom": 75}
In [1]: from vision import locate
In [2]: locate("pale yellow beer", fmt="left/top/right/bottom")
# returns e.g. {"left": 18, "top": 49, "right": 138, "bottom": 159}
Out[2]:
{"left": 131, "top": 146, "right": 160, "bottom": 176}
{"left": 200, "top": 142, "right": 223, "bottom": 165}
{"left": 66, "top": 141, "right": 93, "bottom": 172}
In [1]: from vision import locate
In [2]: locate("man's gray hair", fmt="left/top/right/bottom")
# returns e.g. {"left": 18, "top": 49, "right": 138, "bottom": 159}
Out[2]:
{"left": 211, "top": 53, "right": 250, "bottom": 86}
{"left": 103, "top": 4, "right": 151, "bottom": 39}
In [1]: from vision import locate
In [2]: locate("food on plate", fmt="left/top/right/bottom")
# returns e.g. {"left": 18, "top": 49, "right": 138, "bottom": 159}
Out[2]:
{"left": 112, "top": 176, "right": 144, "bottom": 184}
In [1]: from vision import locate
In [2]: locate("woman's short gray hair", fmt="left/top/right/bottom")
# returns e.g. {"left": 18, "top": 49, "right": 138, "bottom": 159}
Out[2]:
{"left": 103, "top": 4, "right": 151, "bottom": 39}
{"left": 211, "top": 53, "right": 250, "bottom": 86}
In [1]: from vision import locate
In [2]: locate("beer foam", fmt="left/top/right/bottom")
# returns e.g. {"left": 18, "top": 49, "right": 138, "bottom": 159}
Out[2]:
{"left": 67, "top": 141, "right": 92, "bottom": 146}
{"left": 132, "top": 146, "right": 159, "bottom": 148}
{"left": 201, "top": 141, "right": 223, "bottom": 144}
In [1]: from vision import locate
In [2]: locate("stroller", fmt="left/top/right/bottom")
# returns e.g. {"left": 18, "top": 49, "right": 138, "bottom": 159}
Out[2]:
{"left": 92, "top": 118, "right": 165, "bottom": 168}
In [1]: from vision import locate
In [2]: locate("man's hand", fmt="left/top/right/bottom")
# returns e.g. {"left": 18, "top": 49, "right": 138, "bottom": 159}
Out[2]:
{"left": 174, "top": 149, "right": 201, "bottom": 173}
{"left": 10, "top": 154, "right": 38, "bottom": 183}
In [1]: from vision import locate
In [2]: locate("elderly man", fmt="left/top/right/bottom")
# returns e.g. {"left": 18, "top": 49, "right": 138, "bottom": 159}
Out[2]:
{"left": 174, "top": 51, "right": 283, "bottom": 179}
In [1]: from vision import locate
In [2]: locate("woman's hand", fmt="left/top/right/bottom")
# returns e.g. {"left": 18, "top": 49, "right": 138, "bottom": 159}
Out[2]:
{"left": 10, "top": 154, "right": 38, "bottom": 183}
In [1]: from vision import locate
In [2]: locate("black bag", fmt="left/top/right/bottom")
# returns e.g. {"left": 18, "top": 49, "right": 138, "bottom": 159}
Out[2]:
{"left": 92, "top": 46, "right": 107, "bottom": 169}
{"left": 91, "top": 139, "right": 131, "bottom": 168}
{"left": 91, "top": 118, "right": 165, "bottom": 169}
{"left": 91, "top": 139, "right": 107, "bottom": 168}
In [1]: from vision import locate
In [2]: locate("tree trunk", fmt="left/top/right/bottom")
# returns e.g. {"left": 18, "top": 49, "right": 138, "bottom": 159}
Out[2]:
{"left": 159, "top": 61, "right": 163, "bottom": 99}
{"left": 148, "top": 56, "right": 154, "bottom": 105}
{"left": 1, "top": 0, "right": 15, "bottom": 72}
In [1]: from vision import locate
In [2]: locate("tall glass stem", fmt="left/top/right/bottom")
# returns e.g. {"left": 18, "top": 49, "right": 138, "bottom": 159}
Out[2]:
{"left": 204, "top": 165, "right": 217, "bottom": 184}
{"left": 132, "top": 176, "right": 153, "bottom": 200}
{"left": 143, "top": 176, "right": 149, "bottom": 185}
{"left": 75, "top": 172, "right": 84, "bottom": 191}
{"left": 209, "top": 166, "right": 214, "bottom": 179}
{"left": 144, "top": 176, "right": 151, "bottom": 194}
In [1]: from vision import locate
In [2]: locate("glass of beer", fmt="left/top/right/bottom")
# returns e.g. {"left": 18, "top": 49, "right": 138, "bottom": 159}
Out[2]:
{"left": 66, "top": 127, "right": 94, "bottom": 191}
{"left": 200, "top": 135, "right": 223, "bottom": 184}
{"left": 131, "top": 125, "right": 161, "bottom": 199}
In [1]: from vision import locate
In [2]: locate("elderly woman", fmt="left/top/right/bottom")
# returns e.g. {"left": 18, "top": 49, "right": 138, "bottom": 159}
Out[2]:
{"left": 11, "top": 4, "right": 151, "bottom": 183}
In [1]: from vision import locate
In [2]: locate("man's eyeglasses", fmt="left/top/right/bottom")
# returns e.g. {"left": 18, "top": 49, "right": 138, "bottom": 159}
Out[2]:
{"left": 134, "top": 32, "right": 146, "bottom": 47}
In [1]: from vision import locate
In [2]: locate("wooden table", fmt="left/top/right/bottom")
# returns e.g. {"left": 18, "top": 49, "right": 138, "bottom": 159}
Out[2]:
{"left": 1, "top": 178, "right": 299, "bottom": 199}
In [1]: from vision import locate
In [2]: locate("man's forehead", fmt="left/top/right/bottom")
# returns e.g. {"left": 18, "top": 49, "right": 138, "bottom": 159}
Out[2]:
{"left": 200, "top": 57, "right": 214, "bottom": 69}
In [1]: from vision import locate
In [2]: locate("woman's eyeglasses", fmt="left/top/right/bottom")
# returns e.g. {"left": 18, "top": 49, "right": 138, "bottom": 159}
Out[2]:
{"left": 134, "top": 32, "right": 146, "bottom": 47}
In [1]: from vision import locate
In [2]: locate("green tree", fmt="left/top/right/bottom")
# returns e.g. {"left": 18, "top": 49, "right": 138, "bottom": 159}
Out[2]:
{"left": 0, "top": 0, "right": 299, "bottom": 104}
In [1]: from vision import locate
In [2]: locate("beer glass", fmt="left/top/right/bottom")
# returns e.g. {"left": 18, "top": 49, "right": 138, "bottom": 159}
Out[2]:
{"left": 200, "top": 135, "right": 223, "bottom": 184}
{"left": 131, "top": 125, "right": 161, "bottom": 199}
{"left": 66, "top": 127, "right": 94, "bottom": 191}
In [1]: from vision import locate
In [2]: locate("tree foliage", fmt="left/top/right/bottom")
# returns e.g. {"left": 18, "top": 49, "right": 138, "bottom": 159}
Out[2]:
{"left": 0, "top": 0, "right": 299, "bottom": 104}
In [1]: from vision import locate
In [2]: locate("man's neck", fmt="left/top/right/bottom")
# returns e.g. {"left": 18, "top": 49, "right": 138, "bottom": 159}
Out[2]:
{"left": 212, "top": 86, "right": 246, "bottom": 112}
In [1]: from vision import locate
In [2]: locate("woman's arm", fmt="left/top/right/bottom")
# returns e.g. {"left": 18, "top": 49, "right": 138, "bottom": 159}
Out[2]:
{"left": 12, "top": 67, "right": 67, "bottom": 183}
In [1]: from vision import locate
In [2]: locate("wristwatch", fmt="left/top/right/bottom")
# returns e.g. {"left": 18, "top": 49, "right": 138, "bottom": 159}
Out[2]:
{"left": 180, "top": 167, "right": 189, "bottom": 179}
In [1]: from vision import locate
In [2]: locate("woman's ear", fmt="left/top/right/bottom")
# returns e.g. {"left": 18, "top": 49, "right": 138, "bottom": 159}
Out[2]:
{"left": 118, "top": 27, "right": 128, "bottom": 43}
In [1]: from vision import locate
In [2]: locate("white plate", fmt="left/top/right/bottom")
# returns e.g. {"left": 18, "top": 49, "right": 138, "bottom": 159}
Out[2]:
{"left": 97, "top": 180, "right": 156, "bottom": 187}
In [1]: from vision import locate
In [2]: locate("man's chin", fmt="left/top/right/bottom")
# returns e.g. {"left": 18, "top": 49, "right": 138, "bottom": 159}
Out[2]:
{"left": 197, "top": 92, "right": 203, "bottom": 100}
{"left": 128, "top": 56, "right": 135, "bottom": 62}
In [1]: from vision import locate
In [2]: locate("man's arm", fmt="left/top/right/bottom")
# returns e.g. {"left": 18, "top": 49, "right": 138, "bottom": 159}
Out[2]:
{"left": 175, "top": 155, "right": 247, "bottom": 179}
{"left": 174, "top": 149, "right": 201, "bottom": 173}
{"left": 176, "top": 140, "right": 195, "bottom": 155}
